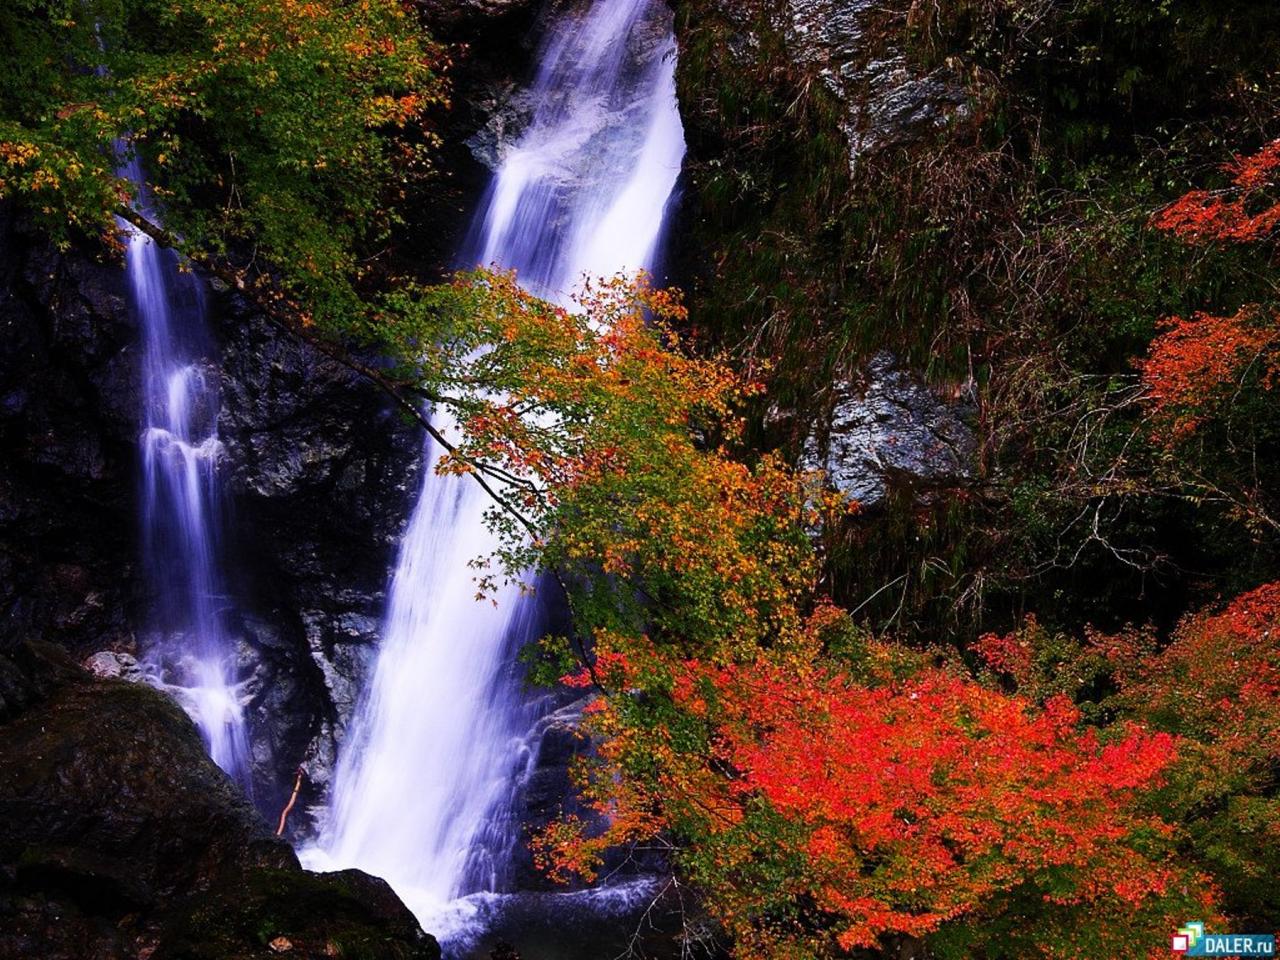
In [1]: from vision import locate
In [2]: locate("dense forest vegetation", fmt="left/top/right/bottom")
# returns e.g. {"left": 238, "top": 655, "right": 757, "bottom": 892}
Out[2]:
{"left": 2, "top": 0, "right": 1279, "bottom": 958}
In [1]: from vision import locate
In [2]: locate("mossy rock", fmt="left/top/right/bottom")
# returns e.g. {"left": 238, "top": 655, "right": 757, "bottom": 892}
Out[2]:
{"left": 0, "top": 641, "right": 439, "bottom": 960}
{"left": 160, "top": 867, "right": 440, "bottom": 960}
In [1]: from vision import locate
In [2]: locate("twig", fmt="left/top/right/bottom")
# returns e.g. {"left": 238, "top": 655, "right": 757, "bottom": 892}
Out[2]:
{"left": 115, "top": 207, "right": 614, "bottom": 682}
{"left": 114, "top": 205, "right": 541, "bottom": 538}
{"left": 276, "top": 766, "right": 305, "bottom": 836}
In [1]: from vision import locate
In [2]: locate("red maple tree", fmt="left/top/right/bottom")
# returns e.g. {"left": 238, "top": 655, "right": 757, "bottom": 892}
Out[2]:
{"left": 696, "top": 660, "right": 1192, "bottom": 953}
{"left": 1139, "top": 140, "right": 1280, "bottom": 438}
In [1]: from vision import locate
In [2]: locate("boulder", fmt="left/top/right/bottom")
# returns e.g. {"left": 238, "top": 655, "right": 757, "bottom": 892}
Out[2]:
{"left": 801, "top": 352, "right": 976, "bottom": 509}
{"left": 82, "top": 649, "right": 144, "bottom": 681}
{"left": 0, "top": 641, "right": 440, "bottom": 960}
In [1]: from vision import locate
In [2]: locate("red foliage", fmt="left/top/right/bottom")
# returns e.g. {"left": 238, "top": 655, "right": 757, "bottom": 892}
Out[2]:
{"left": 1139, "top": 140, "right": 1280, "bottom": 438}
{"left": 685, "top": 660, "right": 1188, "bottom": 952}
{"left": 1137, "top": 307, "right": 1280, "bottom": 438}
{"left": 1153, "top": 139, "right": 1280, "bottom": 244}
{"left": 559, "top": 649, "right": 632, "bottom": 689}
{"left": 1118, "top": 581, "right": 1280, "bottom": 767}
{"left": 974, "top": 616, "right": 1037, "bottom": 685}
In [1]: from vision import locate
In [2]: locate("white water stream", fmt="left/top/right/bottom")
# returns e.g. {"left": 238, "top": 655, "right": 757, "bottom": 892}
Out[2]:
{"left": 307, "top": 0, "right": 684, "bottom": 947}
{"left": 121, "top": 157, "right": 252, "bottom": 786}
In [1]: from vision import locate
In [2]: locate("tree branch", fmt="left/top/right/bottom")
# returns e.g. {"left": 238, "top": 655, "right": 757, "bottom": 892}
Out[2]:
{"left": 114, "top": 205, "right": 540, "bottom": 536}
{"left": 115, "top": 206, "right": 611, "bottom": 684}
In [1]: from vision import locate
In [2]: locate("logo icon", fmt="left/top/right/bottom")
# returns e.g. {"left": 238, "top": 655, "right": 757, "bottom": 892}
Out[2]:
{"left": 1172, "top": 920, "right": 1276, "bottom": 956}
{"left": 1173, "top": 922, "right": 1205, "bottom": 954}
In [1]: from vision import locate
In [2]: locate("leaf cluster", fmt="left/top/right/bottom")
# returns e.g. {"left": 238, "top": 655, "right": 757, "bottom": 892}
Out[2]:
{"left": 0, "top": 0, "right": 448, "bottom": 323}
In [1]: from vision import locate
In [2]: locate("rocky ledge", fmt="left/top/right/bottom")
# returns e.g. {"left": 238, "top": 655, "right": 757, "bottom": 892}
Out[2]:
{"left": 0, "top": 204, "right": 422, "bottom": 827}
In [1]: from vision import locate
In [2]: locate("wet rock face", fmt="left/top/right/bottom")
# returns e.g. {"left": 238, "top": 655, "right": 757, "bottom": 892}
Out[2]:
{"left": 505, "top": 691, "right": 671, "bottom": 895}
{"left": 801, "top": 352, "right": 976, "bottom": 508}
{"left": 507, "top": 697, "right": 594, "bottom": 891}
{"left": 677, "top": 0, "right": 970, "bottom": 163}
{"left": 214, "top": 293, "right": 422, "bottom": 822}
{"left": 783, "top": 0, "right": 970, "bottom": 160}
{"left": 466, "top": 80, "right": 540, "bottom": 172}
{"left": 0, "top": 641, "right": 440, "bottom": 960}
{"left": 419, "top": 0, "right": 538, "bottom": 33}
{"left": 83, "top": 649, "right": 145, "bottom": 681}
{"left": 398, "top": 0, "right": 545, "bottom": 278}
{"left": 0, "top": 643, "right": 292, "bottom": 901}
{"left": 0, "top": 208, "right": 140, "bottom": 657}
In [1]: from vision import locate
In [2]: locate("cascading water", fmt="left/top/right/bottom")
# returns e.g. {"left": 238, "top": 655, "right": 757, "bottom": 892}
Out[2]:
{"left": 469, "top": 0, "right": 686, "bottom": 302}
{"left": 121, "top": 157, "right": 251, "bottom": 787}
{"left": 312, "top": 464, "right": 547, "bottom": 916}
{"left": 309, "top": 0, "right": 685, "bottom": 948}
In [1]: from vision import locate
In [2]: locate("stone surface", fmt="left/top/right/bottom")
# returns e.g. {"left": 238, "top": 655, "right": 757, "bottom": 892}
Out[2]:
{"left": 784, "top": 0, "right": 971, "bottom": 161}
{"left": 83, "top": 649, "right": 144, "bottom": 681}
{"left": 0, "top": 207, "right": 141, "bottom": 659}
{"left": 396, "top": 0, "right": 545, "bottom": 277}
{"left": 801, "top": 352, "right": 976, "bottom": 508}
{"left": 466, "top": 80, "right": 539, "bottom": 171}
{"left": 212, "top": 291, "right": 422, "bottom": 823}
{"left": 0, "top": 641, "right": 440, "bottom": 960}
{"left": 523, "top": 699, "right": 594, "bottom": 807}
{"left": 419, "top": 0, "right": 538, "bottom": 33}
{"left": 676, "top": 0, "right": 971, "bottom": 164}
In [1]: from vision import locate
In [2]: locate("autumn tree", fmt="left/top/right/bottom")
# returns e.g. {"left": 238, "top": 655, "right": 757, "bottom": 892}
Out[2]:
{"left": 1122, "top": 138, "right": 1280, "bottom": 537}
{"left": 1114, "top": 583, "right": 1280, "bottom": 928}
{"left": 394, "top": 272, "right": 1214, "bottom": 959}
{"left": 376, "top": 270, "right": 820, "bottom": 660}
{"left": 1139, "top": 139, "right": 1280, "bottom": 439}
{"left": 534, "top": 633, "right": 1207, "bottom": 959}
{"left": 979, "top": 585, "right": 1280, "bottom": 931}
{"left": 0, "top": 0, "right": 448, "bottom": 325}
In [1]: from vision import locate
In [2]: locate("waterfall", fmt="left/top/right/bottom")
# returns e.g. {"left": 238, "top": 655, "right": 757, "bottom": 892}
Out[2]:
{"left": 121, "top": 157, "right": 252, "bottom": 787}
{"left": 469, "top": 0, "right": 687, "bottom": 302}
{"left": 309, "top": 0, "right": 685, "bottom": 945}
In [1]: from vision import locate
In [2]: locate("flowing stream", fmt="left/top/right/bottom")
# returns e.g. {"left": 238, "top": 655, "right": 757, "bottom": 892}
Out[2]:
{"left": 308, "top": 0, "right": 685, "bottom": 949}
{"left": 121, "top": 158, "right": 252, "bottom": 787}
